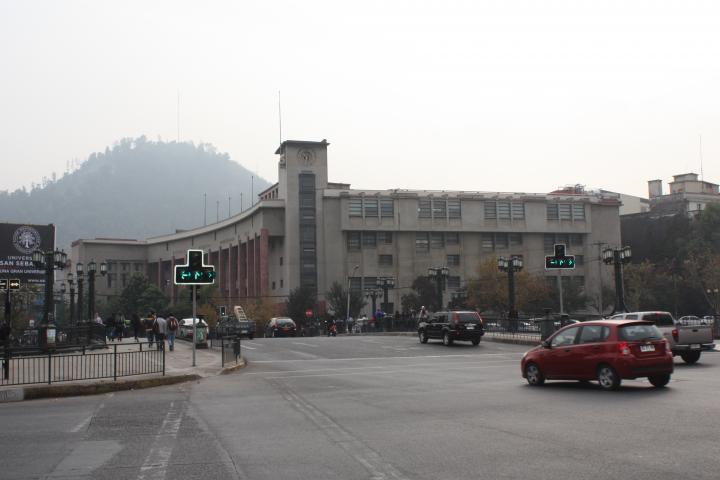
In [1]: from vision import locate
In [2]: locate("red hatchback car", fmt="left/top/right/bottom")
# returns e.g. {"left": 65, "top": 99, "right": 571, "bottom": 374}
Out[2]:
{"left": 521, "top": 320, "right": 674, "bottom": 390}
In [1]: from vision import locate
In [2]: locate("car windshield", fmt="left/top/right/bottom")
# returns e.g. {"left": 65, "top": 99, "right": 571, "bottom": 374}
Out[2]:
{"left": 619, "top": 324, "right": 663, "bottom": 341}
{"left": 642, "top": 313, "right": 674, "bottom": 326}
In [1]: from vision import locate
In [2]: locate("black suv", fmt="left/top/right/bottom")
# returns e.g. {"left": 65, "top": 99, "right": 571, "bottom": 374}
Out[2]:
{"left": 418, "top": 310, "right": 484, "bottom": 346}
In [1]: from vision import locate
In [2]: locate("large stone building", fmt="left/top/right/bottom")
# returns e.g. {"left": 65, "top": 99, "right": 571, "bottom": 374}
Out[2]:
{"left": 648, "top": 173, "right": 720, "bottom": 217}
{"left": 71, "top": 140, "right": 621, "bottom": 315}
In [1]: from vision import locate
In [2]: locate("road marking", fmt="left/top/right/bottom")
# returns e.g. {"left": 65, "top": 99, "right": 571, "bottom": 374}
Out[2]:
{"left": 251, "top": 352, "right": 520, "bottom": 363}
{"left": 137, "top": 401, "right": 184, "bottom": 480}
{"left": 265, "top": 363, "right": 517, "bottom": 379}
{"left": 292, "top": 342, "right": 318, "bottom": 347}
{"left": 270, "top": 379, "right": 411, "bottom": 480}
{"left": 70, "top": 394, "right": 112, "bottom": 433}
{"left": 287, "top": 350, "right": 321, "bottom": 359}
{"left": 246, "top": 358, "right": 517, "bottom": 376}
{"left": 241, "top": 345, "right": 256, "bottom": 350}
{"left": 242, "top": 342, "right": 263, "bottom": 347}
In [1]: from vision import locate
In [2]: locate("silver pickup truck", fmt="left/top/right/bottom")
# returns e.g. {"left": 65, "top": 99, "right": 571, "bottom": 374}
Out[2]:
{"left": 610, "top": 311, "right": 715, "bottom": 364}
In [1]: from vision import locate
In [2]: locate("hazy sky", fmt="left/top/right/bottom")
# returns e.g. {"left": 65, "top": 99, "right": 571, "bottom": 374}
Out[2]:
{"left": 2, "top": 0, "right": 720, "bottom": 198}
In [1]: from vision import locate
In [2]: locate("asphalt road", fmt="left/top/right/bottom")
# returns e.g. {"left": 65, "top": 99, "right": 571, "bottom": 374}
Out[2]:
{"left": 1, "top": 335, "right": 719, "bottom": 480}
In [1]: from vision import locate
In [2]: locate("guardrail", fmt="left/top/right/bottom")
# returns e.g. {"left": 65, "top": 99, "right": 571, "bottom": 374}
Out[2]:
{"left": 1, "top": 342, "right": 164, "bottom": 386}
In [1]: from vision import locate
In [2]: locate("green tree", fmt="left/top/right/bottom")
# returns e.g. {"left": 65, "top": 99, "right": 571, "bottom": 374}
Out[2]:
{"left": 285, "top": 285, "right": 316, "bottom": 325}
{"left": 325, "top": 281, "right": 366, "bottom": 320}
{"left": 113, "top": 274, "right": 169, "bottom": 317}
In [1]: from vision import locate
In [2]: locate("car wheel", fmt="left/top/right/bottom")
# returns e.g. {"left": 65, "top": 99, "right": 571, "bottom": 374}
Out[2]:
{"left": 648, "top": 373, "right": 671, "bottom": 388}
{"left": 597, "top": 365, "right": 621, "bottom": 391}
{"left": 442, "top": 331, "right": 453, "bottom": 346}
{"left": 680, "top": 351, "right": 701, "bottom": 364}
{"left": 471, "top": 338, "right": 480, "bottom": 346}
{"left": 524, "top": 363, "right": 545, "bottom": 386}
{"left": 418, "top": 330, "right": 428, "bottom": 344}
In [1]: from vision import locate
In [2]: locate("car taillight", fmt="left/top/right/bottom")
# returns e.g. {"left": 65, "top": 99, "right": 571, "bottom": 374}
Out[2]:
{"left": 671, "top": 329, "right": 678, "bottom": 341}
{"left": 618, "top": 341, "right": 630, "bottom": 355}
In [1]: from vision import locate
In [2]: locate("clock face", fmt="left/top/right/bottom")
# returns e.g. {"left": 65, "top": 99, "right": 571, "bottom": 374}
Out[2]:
{"left": 298, "top": 150, "right": 314, "bottom": 166}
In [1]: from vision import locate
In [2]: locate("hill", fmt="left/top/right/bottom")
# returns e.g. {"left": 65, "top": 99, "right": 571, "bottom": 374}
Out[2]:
{"left": 0, "top": 137, "right": 272, "bottom": 248}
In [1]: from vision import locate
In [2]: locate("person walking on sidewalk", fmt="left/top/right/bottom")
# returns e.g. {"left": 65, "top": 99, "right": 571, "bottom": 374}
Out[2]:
{"left": 153, "top": 313, "right": 167, "bottom": 351}
{"left": 166, "top": 313, "right": 179, "bottom": 351}
{"left": 145, "top": 311, "right": 156, "bottom": 347}
{"left": 131, "top": 313, "right": 142, "bottom": 341}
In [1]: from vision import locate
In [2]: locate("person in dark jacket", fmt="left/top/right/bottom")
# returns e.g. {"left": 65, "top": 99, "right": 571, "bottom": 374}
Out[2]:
{"left": 131, "top": 313, "right": 142, "bottom": 341}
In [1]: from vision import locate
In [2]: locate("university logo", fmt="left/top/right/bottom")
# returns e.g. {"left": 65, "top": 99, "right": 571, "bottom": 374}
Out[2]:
{"left": 12, "top": 225, "right": 42, "bottom": 254}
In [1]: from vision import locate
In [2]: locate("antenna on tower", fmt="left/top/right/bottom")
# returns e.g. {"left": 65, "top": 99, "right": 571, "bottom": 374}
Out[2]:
{"left": 278, "top": 90, "right": 283, "bottom": 145}
{"left": 177, "top": 91, "right": 180, "bottom": 143}
{"left": 699, "top": 134, "right": 704, "bottom": 182}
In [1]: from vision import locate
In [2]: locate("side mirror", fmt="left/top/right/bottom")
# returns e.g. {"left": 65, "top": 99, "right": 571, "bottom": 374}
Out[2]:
{"left": 541, "top": 340, "right": 551, "bottom": 349}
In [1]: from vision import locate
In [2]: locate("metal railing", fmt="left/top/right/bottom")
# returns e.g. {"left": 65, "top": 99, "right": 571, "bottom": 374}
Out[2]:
{"left": 1, "top": 342, "right": 164, "bottom": 386}
{"left": 218, "top": 336, "right": 240, "bottom": 367}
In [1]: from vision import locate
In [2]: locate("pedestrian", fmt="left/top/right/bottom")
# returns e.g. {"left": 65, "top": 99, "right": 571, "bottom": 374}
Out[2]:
{"left": 153, "top": 313, "right": 167, "bottom": 351}
{"left": 106, "top": 314, "right": 116, "bottom": 341}
{"left": 131, "top": 313, "right": 141, "bottom": 341}
{"left": 114, "top": 313, "right": 124, "bottom": 341}
{"left": 166, "top": 313, "right": 179, "bottom": 352}
{"left": 94, "top": 312, "right": 103, "bottom": 326}
{"left": 145, "top": 311, "right": 155, "bottom": 347}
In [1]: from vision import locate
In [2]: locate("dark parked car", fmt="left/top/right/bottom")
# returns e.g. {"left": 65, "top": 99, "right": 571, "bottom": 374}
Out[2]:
{"left": 521, "top": 320, "right": 673, "bottom": 390}
{"left": 266, "top": 317, "right": 297, "bottom": 337}
{"left": 216, "top": 315, "right": 256, "bottom": 339}
{"left": 418, "top": 310, "right": 484, "bottom": 346}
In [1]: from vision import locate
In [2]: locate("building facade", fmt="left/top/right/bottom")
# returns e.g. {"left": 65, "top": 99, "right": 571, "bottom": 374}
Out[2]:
{"left": 648, "top": 173, "right": 720, "bottom": 217}
{"left": 71, "top": 140, "right": 621, "bottom": 316}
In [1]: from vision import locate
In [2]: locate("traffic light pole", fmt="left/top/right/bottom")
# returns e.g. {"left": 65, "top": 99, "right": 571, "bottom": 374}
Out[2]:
{"left": 192, "top": 285, "right": 197, "bottom": 367}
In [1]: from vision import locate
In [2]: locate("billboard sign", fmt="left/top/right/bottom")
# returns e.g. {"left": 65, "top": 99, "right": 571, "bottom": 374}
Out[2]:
{"left": 0, "top": 223, "right": 55, "bottom": 287}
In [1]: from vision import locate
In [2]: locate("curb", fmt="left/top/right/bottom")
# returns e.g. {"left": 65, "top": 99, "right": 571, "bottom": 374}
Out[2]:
{"left": 1, "top": 374, "right": 203, "bottom": 403}
{"left": 220, "top": 358, "right": 247, "bottom": 375}
{"left": 483, "top": 336, "right": 540, "bottom": 347}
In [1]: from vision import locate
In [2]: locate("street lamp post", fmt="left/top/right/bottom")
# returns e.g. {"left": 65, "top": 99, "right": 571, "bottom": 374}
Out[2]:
{"left": 365, "top": 289, "right": 382, "bottom": 320}
{"left": 427, "top": 267, "right": 449, "bottom": 312}
{"left": 86, "top": 260, "right": 107, "bottom": 322}
{"left": 59, "top": 282, "right": 67, "bottom": 325}
{"left": 31, "top": 249, "right": 67, "bottom": 348}
{"left": 706, "top": 288, "right": 719, "bottom": 317}
{"left": 497, "top": 256, "right": 524, "bottom": 330}
{"left": 76, "top": 263, "right": 84, "bottom": 323}
{"left": 602, "top": 246, "right": 632, "bottom": 314}
{"left": 346, "top": 264, "right": 359, "bottom": 333}
{"left": 376, "top": 277, "right": 395, "bottom": 313}
{"left": 67, "top": 273, "right": 76, "bottom": 326}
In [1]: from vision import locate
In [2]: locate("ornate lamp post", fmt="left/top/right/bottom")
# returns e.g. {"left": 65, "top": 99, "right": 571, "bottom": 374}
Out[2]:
{"left": 67, "top": 273, "right": 76, "bottom": 326}
{"left": 76, "top": 263, "right": 84, "bottom": 323}
{"left": 427, "top": 266, "right": 449, "bottom": 312}
{"left": 602, "top": 246, "right": 632, "bottom": 314}
{"left": 376, "top": 277, "right": 395, "bottom": 313}
{"left": 31, "top": 249, "right": 67, "bottom": 325}
{"left": 365, "top": 288, "right": 382, "bottom": 319}
{"left": 497, "top": 256, "right": 523, "bottom": 330}
{"left": 86, "top": 260, "right": 107, "bottom": 322}
{"left": 59, "top": 282, "right": 67, "bottom": 325}
{"left": 31, "top": 248, "right": 67, "bottom": 348}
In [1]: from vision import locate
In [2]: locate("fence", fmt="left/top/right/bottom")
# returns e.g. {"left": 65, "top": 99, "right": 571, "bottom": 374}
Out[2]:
{"left": 13, "top": 323, "right": 107, "bottom": 348}
{"left": 1, "top": 342, "right": 164, "bottom": 386}
{"left": 208, "top": 331, "right": 241, "bottom": 368}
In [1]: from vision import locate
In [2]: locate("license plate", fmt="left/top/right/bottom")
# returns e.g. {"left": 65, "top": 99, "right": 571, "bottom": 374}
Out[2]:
{"left": 466, "top": 325, "right": 475, "bottom": 330}
{"left": 691, "top": 344, "right": 701, "bottom": 350}
{"left": 640, "top": 345, "right": 655, "bottom": 352}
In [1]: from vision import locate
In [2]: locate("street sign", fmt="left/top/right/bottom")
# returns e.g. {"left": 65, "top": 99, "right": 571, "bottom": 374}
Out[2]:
{"left": 545, "top": 244, "right": 576, "bottom": 270}
{"left": 0, "top": 279, "right": 6, "bottom": 290}
{"left": 174, "top": 250, "right": 216, "bottom": 285}
{"left": 8, "top": 279, "right": 20, "bottom": 290}
{"left": 305, "top": 309, "right": 313, "bottom": 318}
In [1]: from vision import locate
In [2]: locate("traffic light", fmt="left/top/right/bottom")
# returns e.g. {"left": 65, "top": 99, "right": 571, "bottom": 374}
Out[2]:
{"left": 545, "top": 244, "right": 576, "bottom": 270}
{"left": 174, "top": 250, "right": 216, "bottom": 285}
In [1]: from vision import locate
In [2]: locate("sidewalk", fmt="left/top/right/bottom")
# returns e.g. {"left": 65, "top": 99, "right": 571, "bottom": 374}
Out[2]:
{"left": 0, "top": 338, "right": 244, "bottom": 403}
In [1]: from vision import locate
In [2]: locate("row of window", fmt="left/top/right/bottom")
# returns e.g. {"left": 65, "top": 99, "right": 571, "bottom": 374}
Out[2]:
{"left": 418, "top": 198, "right": 462, "bottom": 219}
{"left": 349, "top": 276, "right": 462, "bottom": 291}
{"left": 349, "top": 197, "right": 394, "bottom": 218}
{"left": 547, "top": 203, "right": 585, "bottom": 221}
{"left": 107, "top": 262, "right": 144, "bottom": 273}
{"left": 348, "top": 198, "right": 588, "bottom": 222}
{"left": 362, "top": 252, "right": 584, "bottom": 267}
{"left": 348, "top": 231, "right": 585, "bottom": 254}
